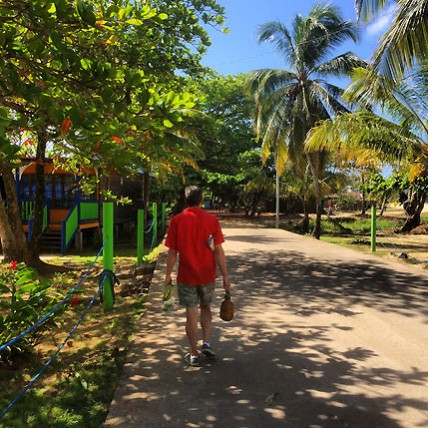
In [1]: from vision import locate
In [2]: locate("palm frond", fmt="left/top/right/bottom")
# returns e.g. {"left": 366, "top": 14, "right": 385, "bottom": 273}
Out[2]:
{"left": 315, "top": 53, "right": 367, "bottom": 77}
{"left": 257, "top": 21, "right": 297, "bottom": 65}
{"left": 246, "top": 69, "right": 297, "bottom": 100}
{"left": 309, "top": 81, "right": 349, "bottom": 119}
{"left": 305, "top": 111, "right": 424, "bottom": 166}
{"left": 372, "top": 0, "right": 428, "bottom": 85}
{"left": 344, "top": 66, "right": 428, "bottom": 136}
{"left": 354, "top": 0, "right": 389, "bottom": 23}
{"left": 297, "top": 5, "right": 360, "bottom": 67}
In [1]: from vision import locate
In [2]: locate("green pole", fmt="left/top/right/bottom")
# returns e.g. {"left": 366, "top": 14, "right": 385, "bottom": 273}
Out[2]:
{"left": 152, "top": 202, "right": 158, "bottom": 248}
{"left": 161, "top": 202, "right": 167, "bottom": 233}
{"left": 371, "top": 203, "right": 376, "bottom": 253}
{"left": 103, "top": 202, "right": 114, "bottom": 310}
{"left": 137, "top": 209, "right": 144, "bottom": 264}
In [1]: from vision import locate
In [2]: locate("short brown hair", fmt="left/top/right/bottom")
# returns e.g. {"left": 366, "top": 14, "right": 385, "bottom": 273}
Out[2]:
{"left": 185, "top": 186, "right": 202, "bottom": 207}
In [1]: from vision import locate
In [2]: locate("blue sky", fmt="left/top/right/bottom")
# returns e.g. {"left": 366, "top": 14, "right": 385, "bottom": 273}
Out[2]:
{"left": 201, "top": 0, "right": 396, "bottom": 78}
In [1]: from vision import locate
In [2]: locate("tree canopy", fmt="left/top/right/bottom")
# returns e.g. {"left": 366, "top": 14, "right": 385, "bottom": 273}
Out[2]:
{"left": 0, "top": 0, "right": 226, "bottom": 266}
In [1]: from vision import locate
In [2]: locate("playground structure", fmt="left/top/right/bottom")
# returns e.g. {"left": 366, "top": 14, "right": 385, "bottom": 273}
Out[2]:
{"left": 3, "top": 158, "right": 153, "bottom": 254}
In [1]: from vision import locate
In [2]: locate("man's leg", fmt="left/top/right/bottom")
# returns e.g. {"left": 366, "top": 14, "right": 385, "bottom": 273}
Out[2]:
{"left": 186, "top": 306, "right": 199, "bottom": 355}
{"left": 200, "top": 304, "right": 212, "bottom": 344}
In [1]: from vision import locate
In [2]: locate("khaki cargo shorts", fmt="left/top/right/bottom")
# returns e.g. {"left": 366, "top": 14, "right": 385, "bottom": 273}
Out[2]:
{"left": 177, "top": 281, "right": 216, "bottom": 307}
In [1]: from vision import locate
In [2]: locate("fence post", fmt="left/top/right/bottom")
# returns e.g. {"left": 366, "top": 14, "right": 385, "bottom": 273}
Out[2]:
{"left": 137, "top": 209, "right": 144, "bottom": 264}
{"left": 370, "top": 204, "right": 376, "bottom": 253}
{"left": 103, "top": 202, "right": 114, "bottom": 310}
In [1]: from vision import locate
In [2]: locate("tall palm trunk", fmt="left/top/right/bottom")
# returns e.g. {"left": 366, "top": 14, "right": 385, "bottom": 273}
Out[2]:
{"left": 302, "top": 199, "right": 310, "bottom": 232}
{"left": 361, "top": 173, "right": 367, "bottom": 215}
{"left": 307, "top": 153, "right": 323, "bottom": 239}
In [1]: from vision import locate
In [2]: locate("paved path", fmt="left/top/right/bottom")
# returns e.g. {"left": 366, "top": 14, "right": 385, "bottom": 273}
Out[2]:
{"left": 104, "top": 227, "right": 428, "bottom": 428}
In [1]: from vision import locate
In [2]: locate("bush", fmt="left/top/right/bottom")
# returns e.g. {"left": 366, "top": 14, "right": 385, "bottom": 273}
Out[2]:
{"left": 0, "top": 262, "right": 65, "bottom": 364}
{"left": 336, "top": 194, "right": 359, "bottom": 211}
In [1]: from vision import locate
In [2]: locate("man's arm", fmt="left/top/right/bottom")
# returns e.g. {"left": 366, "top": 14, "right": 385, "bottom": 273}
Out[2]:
{"left": 165, "top": 248, "right": 178, "bottom": 285}
{"left": 214, "top": 244, "right": 231, "bottom": 291}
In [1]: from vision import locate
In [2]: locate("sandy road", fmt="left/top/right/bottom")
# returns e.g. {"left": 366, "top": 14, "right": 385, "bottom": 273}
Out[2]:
{"left": 104, "top": 227, "right": 428, "bottom": 428}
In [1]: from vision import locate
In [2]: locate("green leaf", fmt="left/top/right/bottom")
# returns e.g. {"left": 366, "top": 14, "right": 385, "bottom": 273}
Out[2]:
{"left": 126, "top": 19, "right": 143, "bottom": 26}
{"left": 163, "top": 119, "right": 173, "bottom": 128}
{"left": 15, "top": 269, "right": 38, "bottom": 286}
{"left": 106, "top": 5, "right": 119, "bottom": 17}
{"left": 16, "top": 282, "right": 38, "bottom": 294}
{"left": 80, "top": 58, "right": 92, "bottom": 70}
{"left": 47, "top": 3, "right": 56, "bottom": 14}
{"left": 158, "top": 13, "right": 168, "bottom": 20}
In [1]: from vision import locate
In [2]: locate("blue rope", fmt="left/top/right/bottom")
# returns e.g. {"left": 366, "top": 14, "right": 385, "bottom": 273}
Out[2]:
{"left": 376, "top": 235, "right": 390, "bottom": 251}
{"left": 0, "top": 277, "right": 106, "bottom": 420}
{"left": 0, "top": 240, "right": 106, "bottom": 352}
{"left": 376, "top": 229, "right": 401, "bottom": 252}
{"left": 149, "top": 227, "right": 156, "bottom": 253}
{"left": 144, "top": 217, "right": 155, "bottom": 235}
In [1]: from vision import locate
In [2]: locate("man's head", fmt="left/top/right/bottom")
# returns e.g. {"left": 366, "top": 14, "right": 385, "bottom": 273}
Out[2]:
{"left": 185, "top": 185, "right": 203, "bottom": 207}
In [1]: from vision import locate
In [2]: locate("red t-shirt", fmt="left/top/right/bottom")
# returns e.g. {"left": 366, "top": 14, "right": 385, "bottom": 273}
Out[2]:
{"left": 165, "top": 207, "right": 224, "bottom": 285}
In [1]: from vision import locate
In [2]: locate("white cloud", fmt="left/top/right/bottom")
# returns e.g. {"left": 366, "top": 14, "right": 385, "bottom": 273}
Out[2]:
{"left": 364, "top": 5, "right": 397, "bottom": 37}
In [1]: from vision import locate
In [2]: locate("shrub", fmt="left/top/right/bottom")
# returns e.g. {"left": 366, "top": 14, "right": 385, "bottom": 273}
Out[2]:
{"left": 0, "top": 262, "right": 65, "bottom": 364}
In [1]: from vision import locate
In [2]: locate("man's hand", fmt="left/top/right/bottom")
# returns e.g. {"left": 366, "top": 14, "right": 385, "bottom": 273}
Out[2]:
{"left": 223, "top": 275, "right": 231, "bottom": 292}
{"left": 165, "top": 249, "right": 177, "bottom": 287}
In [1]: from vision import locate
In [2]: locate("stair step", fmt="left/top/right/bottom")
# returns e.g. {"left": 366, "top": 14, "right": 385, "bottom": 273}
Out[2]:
{"left": 40, "top": 232, "right": 62, "bottom": 253}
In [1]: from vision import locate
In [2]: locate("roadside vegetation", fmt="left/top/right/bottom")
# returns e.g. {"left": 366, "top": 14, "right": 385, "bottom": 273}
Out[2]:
{"left": 0, "top": 250, "right": 150, "bottom": 428}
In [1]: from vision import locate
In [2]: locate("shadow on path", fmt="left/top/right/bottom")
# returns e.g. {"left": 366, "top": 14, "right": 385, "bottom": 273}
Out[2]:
{"left": 104, "top": 228, "right": 428, "bottom": 428}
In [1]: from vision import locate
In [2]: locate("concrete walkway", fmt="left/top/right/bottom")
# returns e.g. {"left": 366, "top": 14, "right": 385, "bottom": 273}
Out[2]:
{"left": 104, "top": 227, "right": 428, "bottom": 428}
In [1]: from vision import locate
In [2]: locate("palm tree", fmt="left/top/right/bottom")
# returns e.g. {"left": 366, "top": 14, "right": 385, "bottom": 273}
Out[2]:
{"left": 354, "top": 0, "right": 428, "bottom": 90}
{"left": 305, "top": 80, "right": 427, "bottom": 231}
{"left": 303, "top": 1, "right": 428, "bottom": 232}
{"left": 247, "top": 3, "right": 366, "bottom": 237}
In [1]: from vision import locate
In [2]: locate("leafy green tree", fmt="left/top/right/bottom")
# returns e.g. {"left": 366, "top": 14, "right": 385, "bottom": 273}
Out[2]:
{"left": 0, "top": 0, "right": 226, "bottom": 268}
{"left": 160, "top": 72, "right": 259, "bottom": 211}
{"left": 361, "top": 172, "right": 399, "bottom": 215}
{"left": 247, "top": 3, "right": 366, "bottom": 237}
{"left": 198, "top": 73, "right": 258, "bottom": 209}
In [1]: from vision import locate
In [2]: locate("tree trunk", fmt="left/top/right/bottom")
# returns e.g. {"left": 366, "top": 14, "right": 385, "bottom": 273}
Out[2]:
{"left": 361, "top": 173, "right": 367, "bottom": 215}
{"left": 379, "top": 194, "right": 388, "bottom": 217}
{"left": 2, "top": 165, "right": 28, "bottom": 257}
{"left": 0, "top": 162, "right": 29, "bottom": 262}
{"left": 307, "top": 153, "right": 322, "bottom": 239}
{"left": 400, "top": 188, "right": 426, "bottom": 232}
{"left": 301, "top": 196, "right": 310, "bottom": 233}
{"left": 26, "top": 134, "right": 47, "bottom": 265}
{"left": 0, "top": 194, "right": 20, "bottom": 262}
{"left": 249, "top": 193, "right": 260, "bottom": 217}
{"left": 275, "top": 165, "right": 280, "bottom": 229}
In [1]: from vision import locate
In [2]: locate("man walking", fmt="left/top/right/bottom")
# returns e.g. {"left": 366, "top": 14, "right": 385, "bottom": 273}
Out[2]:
{"left": 164, "top": 186, "right": 231, "bottom": 366}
